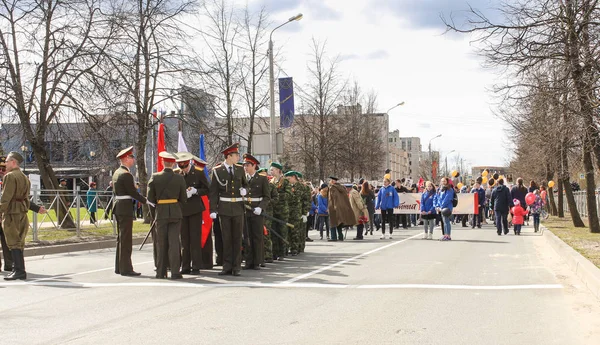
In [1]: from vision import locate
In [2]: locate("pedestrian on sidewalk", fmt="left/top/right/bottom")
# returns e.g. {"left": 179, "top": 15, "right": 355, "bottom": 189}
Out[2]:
{"left": 470, "top": 180, "right": 485, "bottom": 228}
{"left": 491, "top": 178, "right": 513, "bottom": 236}
{"left": 376, "top": 178, "right": 399, "bottom": 239}
{"left": 317, "top": 184, "right": 330, "bottom": 240}
{"left": 529, "top": 190, "right": 543, "bottom": 232}
{"left": 420, "top": 181, "right": 437, "bottom": 239}
{"left": 511, "top": 178, "right": 529, "bottom": 225}
{"left": 434, "top": 177, "right": 454, "bottom": 241}
{"left": 86, "top": 182, "right": 98, "bottom": 224}
{"left": 510, "top": 199, "right": 528, "bottom": 236}
{"left": 361, "top": 181, "right": 376, "bottom": 236}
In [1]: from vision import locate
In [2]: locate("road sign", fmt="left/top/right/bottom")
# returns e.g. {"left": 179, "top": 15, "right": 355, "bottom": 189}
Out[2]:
{"left": 580, "top": 173, "right": 585, "bottom": 180}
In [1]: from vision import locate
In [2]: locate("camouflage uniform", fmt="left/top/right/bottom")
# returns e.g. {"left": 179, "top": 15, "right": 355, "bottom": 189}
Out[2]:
{"left": 287, "top": 179, "right": 303, "bottom": 255}
{"left": 299, "top": 182, "right": 312, "bottom": 253}
{"left": 263, "top": 178, "right": 278, "bottom": 263}
{"left": 271, "top": 176, "right": 291, "bottom": 260}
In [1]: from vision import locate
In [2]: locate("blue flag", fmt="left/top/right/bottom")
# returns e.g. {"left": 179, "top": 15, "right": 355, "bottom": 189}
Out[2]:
{"left": 279, "top": 77, "right": 294, "bottom": 128}
{"left": 199, "top": 134, "right": 210, "bottom": 181}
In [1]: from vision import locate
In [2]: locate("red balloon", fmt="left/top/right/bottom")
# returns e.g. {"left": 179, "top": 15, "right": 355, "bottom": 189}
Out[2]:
{"left": 525, "top": 192, "right": 536, "bottom": 205}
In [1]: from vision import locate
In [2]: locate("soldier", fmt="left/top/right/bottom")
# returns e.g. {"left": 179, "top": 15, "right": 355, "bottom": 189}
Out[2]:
{"left": 209, "top": 143, "right": 248, "bottom": 276}
{"left": 192, "top": 155, "right": 214, "bottom": 269}
{"left": 297, "top": 172, "right": 312, "bottom": 252}
{"left": 175, "top": 152, "right": 209, "bottom": 275}
{"left": 242, "top": 154, "right": 270, "bottom": 270}
{"left": 0, "top": 156, "right": 47, "bottom": 272}
{"left": 259, "top": 168, "right": 278, "bottom": 265}
{"left": 0, "top": 152, "right": 30, "bottom": 280}
{"left": 285, "top": 171, "right": 303, "bottom": 256}
{"left": 148, "top": 152, "right": 187, "bottom": 279}
{"left": 270, "top": 162, "right": 291, "bottom": 261}
{"left": 112, "top": 146, "right": 150, "bottom": 276}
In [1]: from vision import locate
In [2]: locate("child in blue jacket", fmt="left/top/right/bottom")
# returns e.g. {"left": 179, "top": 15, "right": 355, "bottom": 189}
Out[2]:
{"left": 420, "top": 181, "right": 437, "bottom": 239}
{"left": 434, "top": 177, "right": 454, "bottom": 241}
{"left": 376, "top": 178, "right": 400, "bottom": 239}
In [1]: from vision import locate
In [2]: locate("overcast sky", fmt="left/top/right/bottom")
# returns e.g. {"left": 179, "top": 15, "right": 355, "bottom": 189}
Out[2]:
{"left": 229, "top": 0, "right": 509, "bottom": 168}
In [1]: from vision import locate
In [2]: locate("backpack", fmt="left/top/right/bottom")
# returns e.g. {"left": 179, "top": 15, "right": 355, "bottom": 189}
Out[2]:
{"left": 452, "top": 190, "right": 458, "bottom": 207}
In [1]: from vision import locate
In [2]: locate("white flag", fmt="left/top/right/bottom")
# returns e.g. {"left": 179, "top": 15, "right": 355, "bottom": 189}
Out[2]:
{"left": 177, "top": 131, "right": 188, "bottom": 152}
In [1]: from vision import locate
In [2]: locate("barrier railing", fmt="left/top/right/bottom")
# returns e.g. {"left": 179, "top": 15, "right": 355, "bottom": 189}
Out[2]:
{"left": 560, "top": 191, "right": 600, "bottom": 218}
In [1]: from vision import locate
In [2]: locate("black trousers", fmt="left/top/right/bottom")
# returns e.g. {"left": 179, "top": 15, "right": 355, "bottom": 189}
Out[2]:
{"left": 0, "top": 226, "right": 12, "bottom": 270}
{"left": 90, "top": 212, "right": 96, "bottom": 224}
{"left": 245, "top": 215, "right": 265, "bottom": 267}
{"left": 472, "top": 206, "right": 483, "bottom": 227}
{"left": 156, "top": 218, "right": 181, "bottom": 278}
{"left": 495, "top": 211, "right": 509, "bottom": 234}
{"left": 115, "top": 215, "right": 134, "bottom": 274}
{"left": 199, "top": 224, "right": 214, "bottom": 269}
{"left": 220, "top": 215, "right": 244, "bottom": 272}
{"left": 356, "top": 224, "right": 365, "bottom": 238}
{"left": 381, "top": 209, "right": 394, "bottom": 234}
{"left": 181, "top": 213, "right": 203, "bottom": 271}
{"left": 213, "top": 217, "right": 223, "bottom": 266}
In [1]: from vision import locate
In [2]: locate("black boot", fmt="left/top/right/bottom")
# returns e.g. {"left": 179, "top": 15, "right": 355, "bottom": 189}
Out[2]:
{"left": 4, "top": 249, "right": 26, "bottom": 281}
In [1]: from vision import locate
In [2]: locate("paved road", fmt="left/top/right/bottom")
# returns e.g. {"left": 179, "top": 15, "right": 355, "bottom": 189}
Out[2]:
{"left": 2, "top": 224, "right": 600, "bottom": 344}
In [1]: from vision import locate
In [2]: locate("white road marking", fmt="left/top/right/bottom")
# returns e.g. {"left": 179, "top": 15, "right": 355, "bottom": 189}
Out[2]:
{"left": 28, "top": 260, "right": 155, "bottom": 282}
{"left": 0, "top": 281, "right": 563, "bottom": 290}
{"left": 282, "top": 233, "right": 423, "bottom": 284}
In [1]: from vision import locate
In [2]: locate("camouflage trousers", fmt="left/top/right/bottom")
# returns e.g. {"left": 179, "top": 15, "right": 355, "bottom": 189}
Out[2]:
{"left": 288, "top": 216, "right": 303, "bottom": 254}
{"left": 264, "top": 220, "right": 273, "bottom": 261}
{"left": 271, "top": 220, "right": 288, "bottom": 259}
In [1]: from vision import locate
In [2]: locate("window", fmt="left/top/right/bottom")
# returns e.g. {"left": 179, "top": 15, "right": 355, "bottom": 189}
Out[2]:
{"left": 408, "top": 141, "right": 412, "bottom": 151}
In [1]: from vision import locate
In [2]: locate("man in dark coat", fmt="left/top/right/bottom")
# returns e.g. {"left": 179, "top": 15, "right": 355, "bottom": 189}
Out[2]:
{"left": 491, "top": 178, "right": 513, "bottom": 235}
{"left": 328, "top": 176, "right": 356, "bottom": 241}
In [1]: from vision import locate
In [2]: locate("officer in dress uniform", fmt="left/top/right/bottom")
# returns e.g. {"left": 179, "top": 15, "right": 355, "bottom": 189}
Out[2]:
{"left": 242, "top": 154, "right": 270, "bottom": 270}
{"left": 148, "top": 152, "right": 187, "bottom": 279}
{"left": 112, "top": 146, "right": 150, "bottom": 276}
{"left": 175, "top": 152, "right": 209, "bottom": 275}
{"left": 209, "top": 143, "right": 248, "bottom": 276}
{"left": 0, "top": 152, "right": 30, "bottom": 280}
{"left": 191, "top": 155, "right": 214, "bottom": 269}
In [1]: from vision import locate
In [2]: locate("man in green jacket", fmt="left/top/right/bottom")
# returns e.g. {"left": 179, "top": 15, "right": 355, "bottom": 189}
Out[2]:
{"left": 270, "top": 162, "right": 291, "bottom": 261}
{"left": 242, "top": 153, "right": 270, "bottom": 270}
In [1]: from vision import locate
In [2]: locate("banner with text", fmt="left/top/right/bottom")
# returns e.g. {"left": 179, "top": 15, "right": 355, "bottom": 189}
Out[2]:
{"left": 375, "top": 193, "right": 478, "bottom": 214}
{"left": 279, "top": 77, "right": 295, "bottom": 128}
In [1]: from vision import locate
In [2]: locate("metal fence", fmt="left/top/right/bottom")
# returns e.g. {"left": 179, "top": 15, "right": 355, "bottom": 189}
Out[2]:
{"left": 560, "top": 191, "right": 600, "bottom": 218}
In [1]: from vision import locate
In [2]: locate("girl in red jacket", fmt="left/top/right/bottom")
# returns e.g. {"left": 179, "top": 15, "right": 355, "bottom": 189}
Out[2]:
{"left": 510, "top": 199, "right": 528, "bottom": 235}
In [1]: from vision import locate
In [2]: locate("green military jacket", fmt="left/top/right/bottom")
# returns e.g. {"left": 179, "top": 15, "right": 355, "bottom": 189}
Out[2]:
{"left": 147, "top": 168, "right": 187, "bottom": 220}
{"left": 288, "top": 182, "right": 302, "bottom": 220}
{"left": 245, "top": 172, "right": 270, "bottom": 216}
{"left": 209, "top": 163, "right": 248, "bottom": 217}
{"left": 111, "top": 165, "right": 147, "bottom": 217}
{"left": 175, "top": 164, "right": 210, "bottom": 217}
{"left": 271, "top": 176, "right": 291, "bottom": 220}
{"left": 0, "top": 168, "right": 30, "bottom": 215}
{"left": 300, "top": 183, "right": 312, "bottom": 216}
{"left": 266, "top": 181, "right": 279, "bottom": 216}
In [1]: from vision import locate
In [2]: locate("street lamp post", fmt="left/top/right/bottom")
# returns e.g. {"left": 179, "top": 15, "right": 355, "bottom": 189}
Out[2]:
{"left": 444, "top": 150, "right": 456, "bottom": 177}
{"left": 269, "top": 13, "right": 303, "bottom": 164}
{"left": 20, "top": 145, "right": 28, "bottom": 174}
{"left": 428, "top": 134, "right": 442, "bottom": 181}
{"left": 385, "top": 102, "right": 405, "bottom": 173}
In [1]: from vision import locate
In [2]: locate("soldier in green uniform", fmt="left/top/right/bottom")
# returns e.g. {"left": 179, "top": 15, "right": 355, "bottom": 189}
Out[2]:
{"left": 192, "top": 155, "right": 214, "bottom": 269}
{"left": 0, "top": 152, "right": 30, "bottom": 280}
{"left": 112, "top": 146, "right": 149, "bottom": 276}
{"left": 269, "top": 162, "right": 291, "bottom": 261}
{"left": 259, "top": 168, "right": 278, "bottom": 265}
{"left": 175, "top": 152, "right": 209, "bottom": 275}
{"left": 241, "top": 154, "right": 270, "bottom": 270}
{"left": 297, "top": 173, "right": 312, "bottom": 252}
{"left": 209, "top": 143, "right": 248, "bottom": 276}
{"left": 148, "top": 152, "right": 187, "bottom": 279}
{"left": 285, "top": 171, "right": 303, "bottom": 256}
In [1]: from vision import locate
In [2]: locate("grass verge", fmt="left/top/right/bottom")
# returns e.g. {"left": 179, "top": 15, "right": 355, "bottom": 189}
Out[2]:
{"left": 543, "top": 215, "right": 600, "bottom": 269}
{"left": 25, "top": 220, "right": 150, "bottom": 246}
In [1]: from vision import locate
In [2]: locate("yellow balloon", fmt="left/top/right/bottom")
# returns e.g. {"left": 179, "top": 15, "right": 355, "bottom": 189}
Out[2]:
{"left": 384, "top": 173, "right": 391, "bottom": 180}
{"left": 482, "top": 171, "right": 488, "bottom": 177}
{"left": 499, "top": 175, "right": 505, "bottom": 181}
{"left": 457, "top": 183, "right": 464, "bottom": 189}
{"left": 451, "top": 170, "right": 458, "bottom": 177}
{"left": 482, "top": 177, "right": 488, "bottom": 184}
{"left": 548, "top": 180, "right": 555, "bottom": 188}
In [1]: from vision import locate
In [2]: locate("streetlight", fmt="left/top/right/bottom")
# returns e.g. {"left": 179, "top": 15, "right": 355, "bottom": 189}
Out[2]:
{"left": 269, "top": 13, "right": 303, "bottom": 163}
{"left": 428, "top": 134, "right": 442, "bottom": 181}
{"left": 20, "top": 145, "right": 28, "bottom": 174}
{"left": 385, "top": 101, "right": 405, "bottom": 173}
{"left": 444, "top": 150, "right": 456, "bottom": 177}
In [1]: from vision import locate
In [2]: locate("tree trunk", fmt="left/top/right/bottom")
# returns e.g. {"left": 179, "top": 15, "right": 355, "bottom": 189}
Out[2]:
{"left": 583, "top": 134, "right": 599, "bottom": 232}
{"left": 559, "top": 137, "right": 585, "bottom": 226}
{"left": 545, "top": 170, "right": 558, "bottom": 216}
{"left": 557, "top": 179, "right": 564, "bottom": 218}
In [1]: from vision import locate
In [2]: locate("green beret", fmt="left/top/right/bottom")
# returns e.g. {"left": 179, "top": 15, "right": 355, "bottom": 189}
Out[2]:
{"left": 284, "top": 171, "right": 298, "bottom": 178}
{"left": 257, "top": 168, "right": 267, "bottom": 174}
{"left": 296, "top": 172, "right": 303, "bottom": 178}
{"left": 270, "top": 162, "right": 283, "bottom": 170}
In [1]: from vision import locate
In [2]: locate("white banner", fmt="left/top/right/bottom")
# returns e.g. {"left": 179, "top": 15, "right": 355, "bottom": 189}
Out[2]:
{"left": 375, "top": 193, "right": 478, "bottom": 214}
{"left": 29, "top": 174, "right": 41, "bottom": 195}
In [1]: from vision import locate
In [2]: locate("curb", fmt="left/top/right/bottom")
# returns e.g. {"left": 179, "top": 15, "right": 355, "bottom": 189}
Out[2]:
{"left": 1, "top": 237, "right": 151, "bottom": 258}
{"left": 542, "top": 225, "right": 600, "bottom": 300}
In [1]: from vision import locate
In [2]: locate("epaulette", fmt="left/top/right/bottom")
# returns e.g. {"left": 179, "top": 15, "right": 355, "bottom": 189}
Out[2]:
{"left": 195, "top": 166, "right": 204, "bottom": 172}
{"left": 235, "top": 163, "right": 243, "bottom": 167}
{"left": 173, "top": 168, "right": 182, "bottom": 173}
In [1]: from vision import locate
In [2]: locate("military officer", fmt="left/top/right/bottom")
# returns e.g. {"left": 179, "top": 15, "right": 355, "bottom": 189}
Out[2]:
{"left": 0, "top": 152, "right": 30, "bottom": 280}
{"left": 209, "top": 143, "right": 248, "bottom": 276}
{"left": 285, "top": 171, "right": 303, "bottom": 256}
{"left": 259, "top": 168, "right": 278, "bottom": 265}
{"left": 148, "top": 151, "right": 187, "bottom": 279}
{"left": 241, "top": 154, "right": 270, "bottom": 270}
{"left": 192, "top": 155, "right": 214, "bottom": 269}
{"left": 270, "top": 162, "right": 291, "bottom": 261}
{"left": 175, "top": 152, "right": 209, "bottom": 275}
{"left": 112, "top": 146, "right": 150, "bottom": 276}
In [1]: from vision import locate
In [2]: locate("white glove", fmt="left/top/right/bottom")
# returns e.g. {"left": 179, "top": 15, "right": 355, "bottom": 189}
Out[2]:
{"left": 239, "top": 188, "right": 247, "bottom": 196}
{"left": 253, "top": 207, "right": 262, "bottom": 215}
{"left": 302, "top": 215, "right": 308, "bottom": 223}
{"left": 186, "top": 190, "right": 194, "bottom": 198}
{"left": 210, "top": 212, "right": 217, "bottom": 219}
{"left": 147, "top": 201, "right": 156, "bottom": 207}
{"left": 188, "top": 187, "right": 197, "bottom": 195}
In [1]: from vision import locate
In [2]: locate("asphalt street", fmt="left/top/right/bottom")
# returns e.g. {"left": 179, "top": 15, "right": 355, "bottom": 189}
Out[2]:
{"left": 2, "top": 223, "right": 600, "bottom": 345}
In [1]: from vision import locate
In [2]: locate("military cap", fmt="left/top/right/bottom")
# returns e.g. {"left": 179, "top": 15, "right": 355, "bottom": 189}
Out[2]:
{"left": 296, "top": 172, "right": 303, "bottom": 178}
{"left": 257, "top": 168, "right": 268, "bottom": 176}
{"left": 270, "top": 162, "right": 283, "bottom": 171}
{"left": 191, "top": 155, "right": 207, "bottom": 166}
{"left": 344, "top": 183, "right": 353, "bottom": 188}
{"left": 243, "top": 153, "right": 260, "bottom": 166}
{"left": 175, "top": 152, "right": 193, "bottom": 163}
{"left": 284, "top": 171, "right": 299, "bottom": 178}
{"left": 221, "top": 143, "right": 240, "bottom": 156}
{"left": 116, "top": 146, "right": 134, "bottom": 159}
{"left": 59, "top": 178, "right": 67, "bottom": 183}
{"left": 329, "top": 176, "right": 339, "bottom": 181}
{"left": 158, "top": 151, "right": 178, "bottom": 163}
{"left": 0, "top": 156, "right": 6, "bottom": 166}
{"left": 7, "top": 151, "right": 23, "bottom": 164}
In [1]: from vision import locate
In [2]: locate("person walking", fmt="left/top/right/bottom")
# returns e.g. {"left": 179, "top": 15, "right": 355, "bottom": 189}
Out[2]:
{"left": 491, "top": 178, "right": 513, "bottom": 235}
{"left": 511, "top": 178, "right": 529, "bottom": 225}
{"left": 529, "top": 190, "right": 543, "bottom": 232}
{"left": 348, "top": 184, "right": 368, "bottom": 240}
{"left": 434, "top": 177, "right": 455, "bottom": 241}
{"left": 510, "top": 199, "right": 528, "bottom": 235}
{"left": 420, "top": 181, "right": 437, "bottom": 240}
{"left": 317, "top": 184, "right": 330, "bottom": 240}
{"left": 327, "top": 176, "right": 355, "bottom": 241}
{"left": 376, "top": 178, "right": 399, "bottom": 239}
{"left": 361, "top": 181, "right": 376, "bottom": 236}
{"left": 470, "top": 181, "right": 485, "bottom": 228}
{"left": 86, "top": 182, "right": 98, "bottom": 224}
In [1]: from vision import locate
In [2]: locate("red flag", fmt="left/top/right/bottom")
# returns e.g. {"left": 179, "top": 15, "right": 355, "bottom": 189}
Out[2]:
{"left": 201, "top": 195, "right": 212, "bottom": 248}
{"left": 157, "top": 122, "right": 165, "bottom": 172}
{"left": 418, "top": 177, "right": 424, "bottom": 191}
